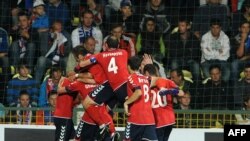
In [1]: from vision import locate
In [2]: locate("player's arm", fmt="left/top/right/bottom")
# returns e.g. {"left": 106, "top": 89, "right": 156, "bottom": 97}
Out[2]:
{"left": 57, "top": 80, "right": 79, "bottom": 94}
{"left": 79, "top": 57, "right": 97, "bottom": 68}
{"left": 76, "top": 78, "right": 96, "bottom": 84}
{"left": 124, "top": 89, "right": 142, "bottom": 116}
{"left": 154, "top": 78, "right": 184, "bottom": 96}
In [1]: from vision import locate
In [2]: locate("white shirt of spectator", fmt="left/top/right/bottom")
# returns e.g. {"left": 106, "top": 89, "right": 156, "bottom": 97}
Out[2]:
{"left": 71, "top": 26, "right": 103, "bottom": 53}
{"left": 200, "top": 30, "right": 230, "bottom": 63}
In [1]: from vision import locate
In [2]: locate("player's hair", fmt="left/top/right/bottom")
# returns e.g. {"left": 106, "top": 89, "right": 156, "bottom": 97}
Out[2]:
{"left": 72, "top": 45, "right": 89, "bottom": 57}
{"left": 209, "top": 64, "right": 221, "bottom": 74}
{"left": 106, "top": 36, "right": 119, "bottom": 48}
{"left": 143, "top": 64, "right": 158, "bottom": 76}
{"left": 128, "top": 56, "right": 142, "bottom": 71}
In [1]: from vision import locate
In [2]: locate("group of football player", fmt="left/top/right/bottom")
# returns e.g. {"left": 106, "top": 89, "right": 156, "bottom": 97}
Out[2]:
{"left": 53, "top": 36, "right": 183, "bottom": 141}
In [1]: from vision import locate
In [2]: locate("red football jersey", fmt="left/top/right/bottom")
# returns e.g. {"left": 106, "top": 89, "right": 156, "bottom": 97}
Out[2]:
{"left": 150, "top": 87, "right": 175, "bottom": 128}
{"left": 66, "top": 81, "right": 97, "bottom": 100}
{"left": 85, "top": 54, "right": 108, "bottom": 84}
{"left": 95, "top": 49, "right": 129, "bottom": 90}
{"left": 127, "top": 72, "right": 155, "bottom": 125}
{"left": 54, "top": 78, "right": 77, "bottom": 118}
{"left": 155, "top": 78, "right": 177, "bottom": 89}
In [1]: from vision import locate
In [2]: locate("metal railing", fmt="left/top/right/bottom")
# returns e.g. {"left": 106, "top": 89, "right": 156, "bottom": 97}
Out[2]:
{"left": 1, "top": 107, "right": 249, "bottom": 128}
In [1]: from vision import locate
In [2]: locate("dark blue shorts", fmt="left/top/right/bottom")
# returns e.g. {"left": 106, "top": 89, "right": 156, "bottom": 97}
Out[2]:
{"left": 89, "top": 81, "right": 114, "bottom": 105}
{"left": 124, "top": 123, "right": 158, "bottom": 141}
{"left": 156, "top": 125, "right": 173, "bottom": 141}
{"left": 54, "top": 117, "right": 75, "bottom": 141}
{"left": 75, "top": 120, "right": 111, "bottom": 141}
{"left": 114, "top": 82, "right": 128, "bottom": 104}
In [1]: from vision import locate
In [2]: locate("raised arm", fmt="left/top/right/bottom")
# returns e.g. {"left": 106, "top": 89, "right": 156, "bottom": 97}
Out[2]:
{"left": 79, "top": 57, "right": 96, "bottom": 68}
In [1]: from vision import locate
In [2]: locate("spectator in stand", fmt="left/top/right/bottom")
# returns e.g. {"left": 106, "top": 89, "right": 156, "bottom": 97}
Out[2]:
{"left": 44, "top": 90, "right": 57, "bottom": 125}
{"left": 233, "top": 64, "right": 250, "bottom": 109}
{"left": 0, "top": 27, "right": 10, "bottom": 104}
{"left": 38, "top": 67, "right": 62, "bottom": 107}
{"left": 170, "top": 69, "right": 195, "bottom": 105}
{"left": 66, "top": 36, "right": 96, "bottom": 76}
{"left": 109, "top": 0, "right": 139, "bottom": 38}
{"left": 103, "top": 24, "right": 136, "bottom": 57}
{"left": 71, "top": 10, "right": 103, "bottom": 53}
{"left": 165, "top": 19, "right": 201, "bottom": 84}
{"left": 231, "top": 20, "right": 250, "bottom": 83}
{"left": 235, "top": 95, "right": 250, "bottom": 125}
{"left": 200, "top": 18, "right": 230, "bottom": 82}
{"left": 7, "top": 63, "right": 39, "bottom": 107}
{"left": 7, "top": 90, "right": 36, "bottom": 124}
{"left": 139, "top": 0, "right": 172, "bottom": 34}
{"left": 34, "top": 20, "right": 71, "bottom": 83}
{"left": 136, "top": 17, "right": 165, "bottom": 63}
{"left": 79, "top": 0, "right": 104, "bottom": 28}
{"left": 174, "top": 91, "right": 195, "bottom": 128}
{"left": 192, "top": 0, "right": 229, "bottom": 39}
{"left": 32, "top": 0, "right": 49, "bottom": 33}
{"left": 199, "top": 65, "right": 232, "bottom": 110}
{"left": 45, "top": 0, "right": 70, "bottom": 29}
{"left": 232, "top": 0, "right": 250, "bottom": 36}
{"left": 104, "top": 0, "right": 122, "bottom": 27}
{"left": 9, "top": 11, "right": 38, "bottom": 73}
{"left": 10, "top": 0, "right": 33, "bottom": 30}
{"left": 174, "top": 91, "right": 192, "bottom": 110}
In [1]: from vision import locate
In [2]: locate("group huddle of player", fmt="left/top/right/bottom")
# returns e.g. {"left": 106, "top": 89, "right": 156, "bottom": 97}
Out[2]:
{"left": 53, "top": 36, "right": 183, "bottom": 141}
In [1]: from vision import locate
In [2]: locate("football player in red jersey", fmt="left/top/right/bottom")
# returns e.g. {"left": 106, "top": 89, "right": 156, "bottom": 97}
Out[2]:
{"left": 123, "top": 56, "right": 158, "bottom": 141}
{"left": 54, "top": 75, "right": 78, "bottom": 141}
{"left": 71, "top": 45, "right": 120, "bottom": 140}
{"left": 79, "top": 36, "right": 129, "bottom": 104}
{"left": 57, "top": 77, "right": 118, "bottom": 141}
{"left": 143, "top": 64, "right": 184, "bottom": 141}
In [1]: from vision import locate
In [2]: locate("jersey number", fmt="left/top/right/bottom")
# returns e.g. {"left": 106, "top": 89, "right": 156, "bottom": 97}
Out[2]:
{"left": 151, "top": 90, "right": 167, "bottom": 108}
{"left": 108, "top": 57, "right": 118, "bottom": 74}
{"left": 143, "top": 84, "right": 150, "bottom": 103}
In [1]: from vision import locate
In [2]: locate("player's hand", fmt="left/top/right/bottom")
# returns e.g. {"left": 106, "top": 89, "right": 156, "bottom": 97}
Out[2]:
{"left": 142, "top": 54, "right": 153, "bottom": 65}
{"left": 124, "top": 102, "right": 131, "bottom": 116}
